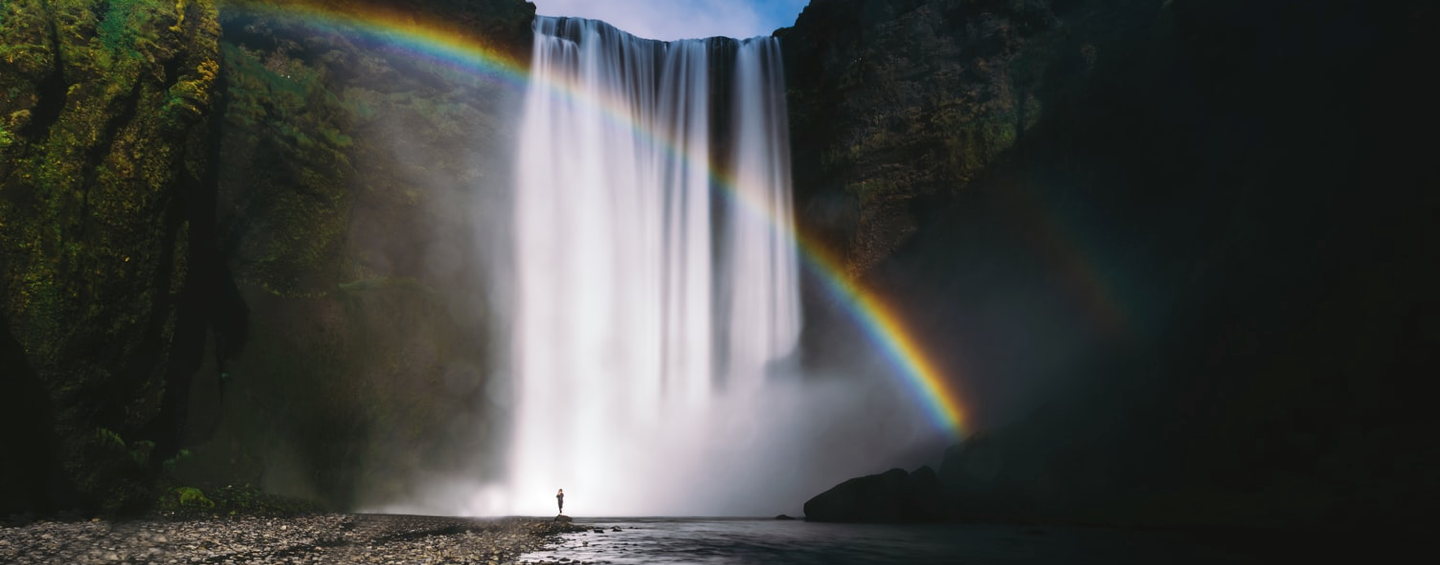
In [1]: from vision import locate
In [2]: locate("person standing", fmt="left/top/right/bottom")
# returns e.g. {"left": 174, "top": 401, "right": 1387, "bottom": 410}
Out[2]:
{"left": 556, "top": 488, "right": 564, "bottom": 514}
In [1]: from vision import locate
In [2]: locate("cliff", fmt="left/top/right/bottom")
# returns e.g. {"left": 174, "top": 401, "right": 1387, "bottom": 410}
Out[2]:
{"left": 781, "top": 0, "right": 1056, "bottom": 278}
{"left": 790, "top": 0, "right": 1438, "bottom": 528}
{"left": 0, "top": 0, "right": 536, "bottom": 515}
{"left": 1, "top": 0, "right": 222, "bottom": 515}
{"left": 195, "top": 0, "right": 533, "bottom": 509}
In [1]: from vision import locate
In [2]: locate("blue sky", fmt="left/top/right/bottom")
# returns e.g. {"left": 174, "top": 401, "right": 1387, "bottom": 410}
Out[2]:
{"left": 531, "top": 0, "right": 810, "bottom": 40}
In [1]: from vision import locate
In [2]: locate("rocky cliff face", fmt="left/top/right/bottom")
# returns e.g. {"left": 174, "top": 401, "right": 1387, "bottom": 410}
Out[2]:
{"left": 1, "top": 0, "right": 536, "bottom": 515}
{"left": 790, "top": 0, "right": 1438, "bottom": 528}
{"left": 181, "top": 0, "right": 534, "bottom": 509}
{"left": 1, "top": 0, "right": 222, "bottom": 514}
{"left": 780, "top": 0, "right": 1057, "bottom": 278}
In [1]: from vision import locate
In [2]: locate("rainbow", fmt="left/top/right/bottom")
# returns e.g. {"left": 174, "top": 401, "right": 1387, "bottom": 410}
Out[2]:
{"left": 221, "top": 0, "right": 970, "bottom": 437}
{"left": 788, "top": 234, "right": 969, "bottom": 436}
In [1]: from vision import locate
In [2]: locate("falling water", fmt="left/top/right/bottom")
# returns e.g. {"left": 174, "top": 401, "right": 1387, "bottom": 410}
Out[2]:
{"left": 505, "top": 18, "right": 801, "bottom": 516}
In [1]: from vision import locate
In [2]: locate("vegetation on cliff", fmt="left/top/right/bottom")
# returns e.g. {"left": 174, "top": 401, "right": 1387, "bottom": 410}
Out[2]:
{"left": 1, "top": 0, "right": 222, "bottom": 515}
{"left": 185, "top": 0, "right": 533, "bottom": 509}
{"left": 1, "top": 0, "right": 536, "bottom": 516}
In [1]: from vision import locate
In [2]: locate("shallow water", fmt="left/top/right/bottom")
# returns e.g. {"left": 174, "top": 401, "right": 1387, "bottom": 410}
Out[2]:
{"left": 518, "top": 518, "right": 1261, "bottom": 565}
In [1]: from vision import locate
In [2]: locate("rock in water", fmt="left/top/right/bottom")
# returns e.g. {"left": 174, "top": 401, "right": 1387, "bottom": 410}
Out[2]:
{"left": 554, "top": 515, "right": 572, "bottom": 523}
{"left": 774, "top": 514, "right": 796, "bottom": 520}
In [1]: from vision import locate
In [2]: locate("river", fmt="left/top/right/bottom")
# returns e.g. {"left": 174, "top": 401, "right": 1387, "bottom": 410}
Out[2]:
{"left": 518, "top": 518, "right": 1273, "bottom": 565}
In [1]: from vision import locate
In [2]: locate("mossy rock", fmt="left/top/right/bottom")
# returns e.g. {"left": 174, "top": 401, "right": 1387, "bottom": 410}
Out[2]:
{"left": 175, "top": 486, "right": 216, "bottom": 508}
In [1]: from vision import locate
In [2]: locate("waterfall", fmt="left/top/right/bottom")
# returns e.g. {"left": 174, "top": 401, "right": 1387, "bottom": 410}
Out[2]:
{"left": 505, "top": 17, "right": 801, "bottom": 516}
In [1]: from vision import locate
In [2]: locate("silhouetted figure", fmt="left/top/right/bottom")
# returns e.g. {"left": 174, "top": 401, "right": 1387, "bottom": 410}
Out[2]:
{"left": 557, "top": 488, "right": 564, "bottom": 514}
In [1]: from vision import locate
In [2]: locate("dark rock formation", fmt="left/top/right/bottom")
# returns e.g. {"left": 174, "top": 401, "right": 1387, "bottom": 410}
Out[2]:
{"left": 791, "top": 0, "right": 1437, "bottom": 528}
{"left": 803, "top": 466, "right": 944, "bottom": 522}
{"left": 0, "top": 0, "right": 222, "bottom": 514}
{"left": 780, "top": 0, "right": 1057, "bottom": 278}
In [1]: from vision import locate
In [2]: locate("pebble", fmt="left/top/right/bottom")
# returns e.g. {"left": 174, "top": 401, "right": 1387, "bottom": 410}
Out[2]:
{"left": 0, "top": 514, "right": 587, "bottom": 565}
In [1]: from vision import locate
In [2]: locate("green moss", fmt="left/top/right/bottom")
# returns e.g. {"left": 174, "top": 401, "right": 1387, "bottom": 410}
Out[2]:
{"left": 932, "top": 102, "right": 1021, "bottom": 186}
{"left": 130, "top": 439, "right": 156, "bottom": 466}
{"left": 157, "top": 483, "right": 323, "bottom": 518}
{"left": 162, "top": 448, "right": 192, "bottom": 474}
{"left": 336, "top": 276, "right": 436, "bottom": 296}
{"left": 1, "top": 0, "right": 220, "bottom": 516}
{"left": 96, "top": 428, "right": 127, "bottom": 450}
{"left": 218, "top": 42, "right": 355, "bottom": 296}
{"left": 176, "top": 486, "right": 215, "bottom": 508}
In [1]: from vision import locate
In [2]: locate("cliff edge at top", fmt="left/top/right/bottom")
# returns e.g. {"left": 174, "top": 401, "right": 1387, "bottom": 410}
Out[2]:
{"left": 780, "top": 0, "right": 1057, "bottom": 279}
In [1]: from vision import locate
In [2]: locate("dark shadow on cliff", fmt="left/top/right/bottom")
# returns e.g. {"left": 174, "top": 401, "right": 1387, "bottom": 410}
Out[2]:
{"left": 0, "top": 315, "right": 72, "bottom": 517}
{"left": 805, "top": 0, "right": 1439, "bottom": 530}
{"left": 141, "top": 52, "right": 251, "bottom": 465}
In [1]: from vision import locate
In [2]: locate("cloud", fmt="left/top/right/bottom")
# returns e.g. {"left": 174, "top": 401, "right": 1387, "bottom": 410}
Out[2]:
{"left": 532, "top": 0, "right": 807, "bottom": 40}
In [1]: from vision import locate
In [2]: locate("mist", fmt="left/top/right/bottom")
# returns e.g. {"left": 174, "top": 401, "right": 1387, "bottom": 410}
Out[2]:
{"left": 377, "top": 16, "right": 954, "bottom": 517}
{"left": 177, "top": 6, "right": 539, "bottom": 510}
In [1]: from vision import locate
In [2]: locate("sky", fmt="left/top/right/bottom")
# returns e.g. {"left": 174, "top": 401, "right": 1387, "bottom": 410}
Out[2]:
{"left": 531, "top": 0, "right": 810, "bottom": 40}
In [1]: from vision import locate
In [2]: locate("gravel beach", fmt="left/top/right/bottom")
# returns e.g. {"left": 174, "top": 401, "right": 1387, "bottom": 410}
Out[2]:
{"left": 0, "top": 514, "right": 584, "bottom": 565}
